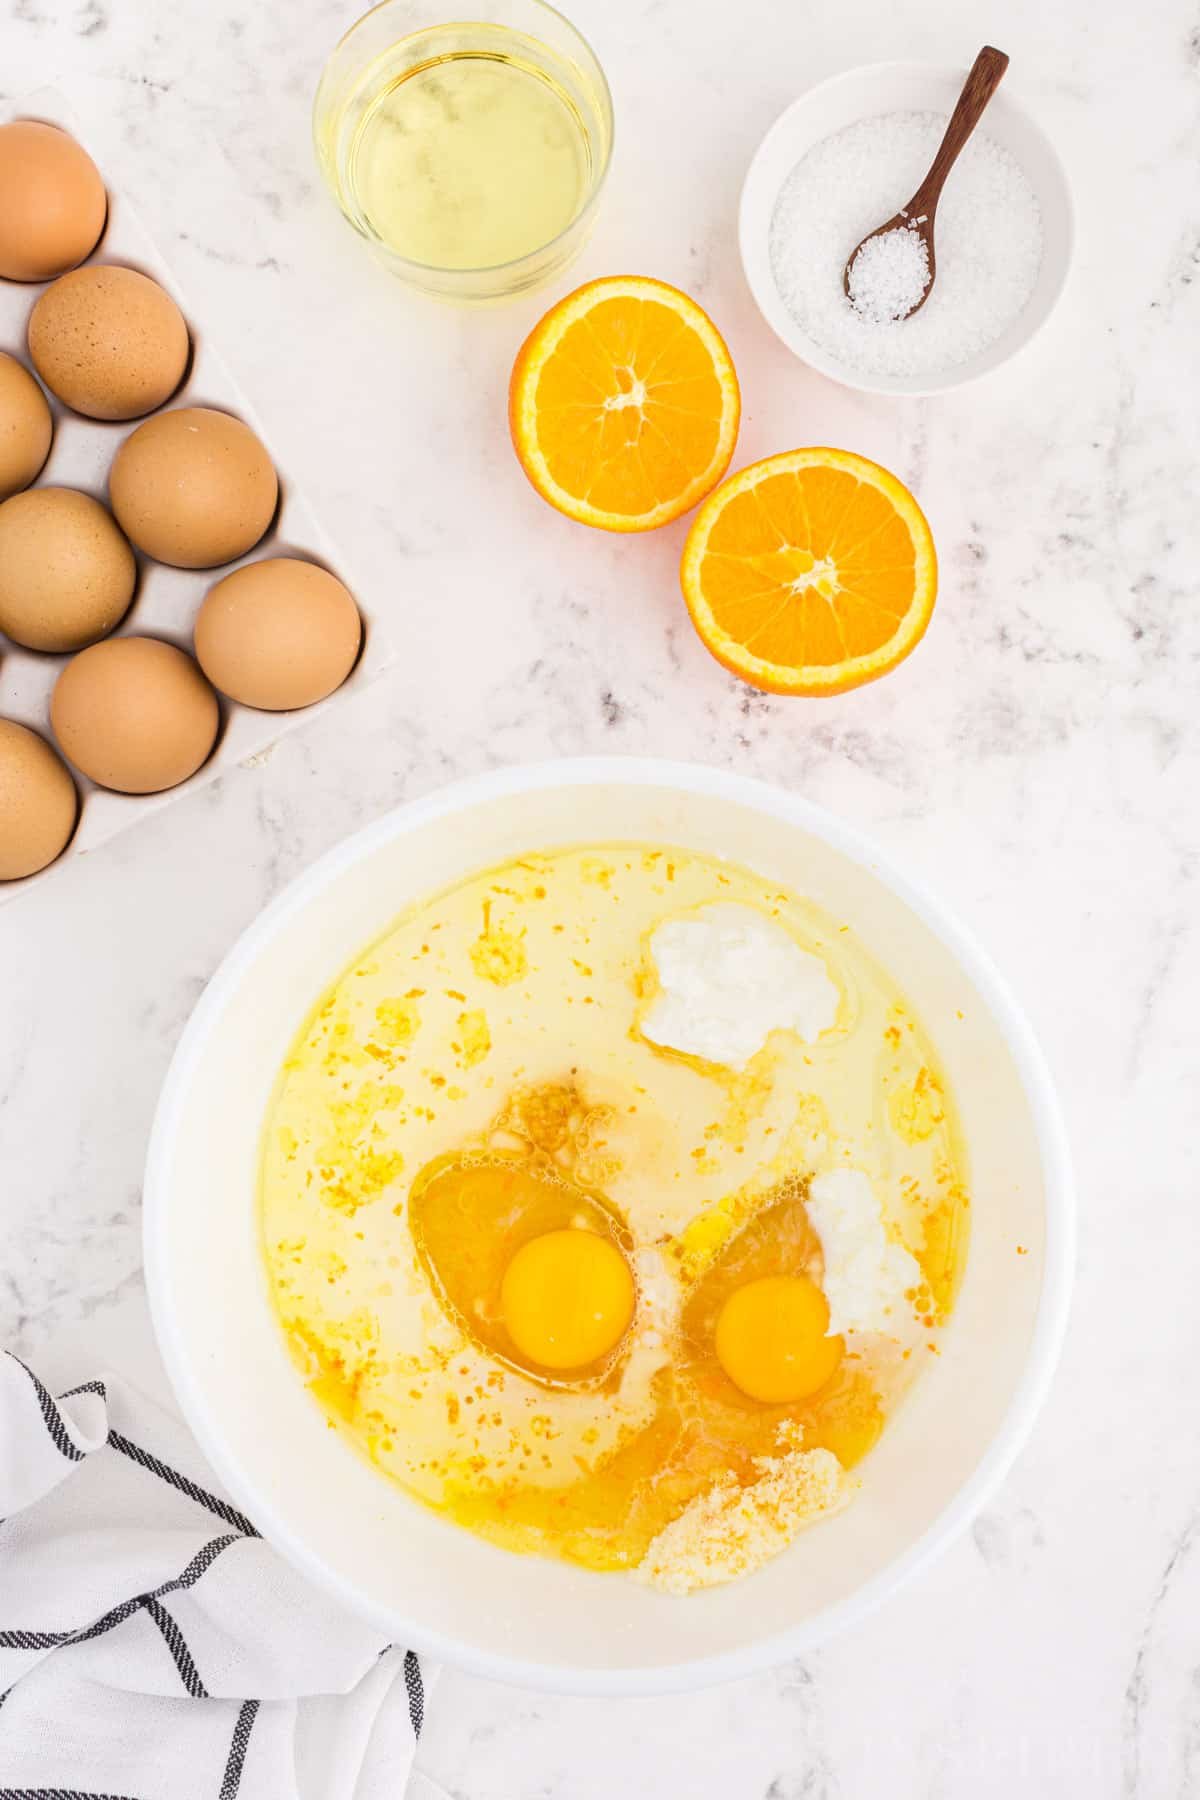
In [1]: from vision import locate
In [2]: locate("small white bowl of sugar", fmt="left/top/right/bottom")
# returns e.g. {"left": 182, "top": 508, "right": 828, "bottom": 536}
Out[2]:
{"left": 739, "top": 61, "right": 1074, "bottom": 397}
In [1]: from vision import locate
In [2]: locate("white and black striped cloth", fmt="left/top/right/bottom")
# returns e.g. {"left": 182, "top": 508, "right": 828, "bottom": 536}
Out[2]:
{"left": 0, "top": 1353, "right": 440, "bottom": 1800}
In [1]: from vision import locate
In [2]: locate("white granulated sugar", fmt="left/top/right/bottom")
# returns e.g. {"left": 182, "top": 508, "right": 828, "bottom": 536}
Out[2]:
{"left": 846, "top": 223, "right": 930, "bottom": 322}
{"left": 769, "top": 111, "right": 1043, "bottom": 377}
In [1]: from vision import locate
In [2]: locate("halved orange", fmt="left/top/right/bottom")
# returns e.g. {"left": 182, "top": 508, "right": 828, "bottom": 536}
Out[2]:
{"left": 509, "top": 276, "right": 740, "bottom": 533}
{"left": 680, "top": 448, "right": 937, "bottom": 695}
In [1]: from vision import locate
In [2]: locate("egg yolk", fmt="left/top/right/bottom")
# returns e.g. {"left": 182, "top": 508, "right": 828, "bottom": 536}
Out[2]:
{"left": 714, "top": 1274, "right": 843, "bottom": 1404}
{"left": 500, "top": 1228, "right": 635, "bottom": 1371}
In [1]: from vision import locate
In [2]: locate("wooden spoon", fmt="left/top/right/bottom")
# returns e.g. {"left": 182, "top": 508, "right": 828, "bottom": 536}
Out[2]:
{"left": 842, "top": 46, "right": 1010, "bottom": 320}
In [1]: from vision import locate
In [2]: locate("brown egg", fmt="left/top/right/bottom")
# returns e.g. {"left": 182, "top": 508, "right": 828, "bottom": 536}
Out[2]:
{"left": 0, "top": 352, "right": 53, "bottom": 500}
{"left": 0, "top": 121, "right": 107, "bottom": 283}
{"left": 51, "top": 637, "right": 219, "bottom": 794}
{"left": 109, "top": 406, "right": 278, "bottom": 569}
{"left": 0, "top": 487, "right": 135, "bottom": 653}
{"left": 194, "top": 558, "right": 362, "bottom": 711}
{"left": 28, "top": 265, "right": 190, "bottom": 422}
{"left": 0, "top": 718, "right": 78, "bottom": 879}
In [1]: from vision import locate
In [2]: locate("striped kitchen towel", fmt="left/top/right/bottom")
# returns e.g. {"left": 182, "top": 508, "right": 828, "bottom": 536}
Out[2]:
{"left": 0, "top": 1351, "right": 440, "bottom": 1800}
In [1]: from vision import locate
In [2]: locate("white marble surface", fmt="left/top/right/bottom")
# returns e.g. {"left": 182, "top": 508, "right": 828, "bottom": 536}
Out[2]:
{"left": 1, "top": 0, "right": 1198, "bottom": 1790}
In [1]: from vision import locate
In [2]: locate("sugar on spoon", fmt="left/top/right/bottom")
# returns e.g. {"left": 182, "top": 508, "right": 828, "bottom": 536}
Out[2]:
{"left": 842, "top": 45, "right": 1010, "bottom": 322}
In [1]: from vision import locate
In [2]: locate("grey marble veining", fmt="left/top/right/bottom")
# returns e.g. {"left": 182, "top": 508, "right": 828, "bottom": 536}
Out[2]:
{"left": 2, "top": 0, "right": 1199, "bottom": 1791}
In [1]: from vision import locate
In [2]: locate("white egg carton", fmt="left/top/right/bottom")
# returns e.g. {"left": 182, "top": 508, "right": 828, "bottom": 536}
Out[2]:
{"left": 0, "top": 93, "right": 394, "bottom": 903}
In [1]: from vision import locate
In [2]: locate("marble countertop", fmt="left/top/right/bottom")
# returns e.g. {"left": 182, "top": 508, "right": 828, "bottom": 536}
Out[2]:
{"left": 2, "top": 0, "right": 1198, "bottom": 1790}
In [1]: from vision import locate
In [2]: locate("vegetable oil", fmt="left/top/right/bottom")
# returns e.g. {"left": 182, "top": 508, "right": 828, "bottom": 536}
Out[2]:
{"left": 316, "top": 19, "right": 611, "bottom": 282}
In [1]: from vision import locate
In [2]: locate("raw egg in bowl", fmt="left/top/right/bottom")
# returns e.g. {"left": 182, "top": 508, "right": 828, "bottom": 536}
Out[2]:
{"left": 144, "top": 759, "right": 1072, "bottom": 1693}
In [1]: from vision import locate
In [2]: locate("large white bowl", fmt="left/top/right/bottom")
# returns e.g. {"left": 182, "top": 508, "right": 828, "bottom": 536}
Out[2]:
{"left": 144, "top": 759, "right": 1073, "bottom": 1694}
{"left": 739, "top": 61, "right": 1075, "bottom": 397}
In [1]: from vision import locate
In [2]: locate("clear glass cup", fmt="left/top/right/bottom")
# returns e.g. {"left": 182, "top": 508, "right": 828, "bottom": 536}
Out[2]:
{"left": 313, "top": 0, "right": 613, "bottom": 303}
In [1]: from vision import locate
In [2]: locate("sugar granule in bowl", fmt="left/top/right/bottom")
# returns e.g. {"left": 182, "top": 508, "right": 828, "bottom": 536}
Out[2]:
{"left": 769, "top": 110, "right": 1043, "bottom": 379}
{"left": 846, "top": 223, "right": 930, "bottom": 323}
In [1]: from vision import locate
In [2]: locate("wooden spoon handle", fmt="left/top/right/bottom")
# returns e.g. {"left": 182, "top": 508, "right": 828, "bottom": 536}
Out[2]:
{"left": 908, "top": 46, "right": 1009, "bottom": 217}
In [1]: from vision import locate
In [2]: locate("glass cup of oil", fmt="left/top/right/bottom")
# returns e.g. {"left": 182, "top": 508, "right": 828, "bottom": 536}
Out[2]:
{"left": 314, "top": 0, "right": 613, "bottom": 302}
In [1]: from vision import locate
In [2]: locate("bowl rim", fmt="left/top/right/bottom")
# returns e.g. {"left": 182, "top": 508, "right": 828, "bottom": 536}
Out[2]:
{"left": 144, "top": 755, "right": 1075, "bottom": 1695}
{"left": 738, "top": 59, "right": 1077, "bottom": 398}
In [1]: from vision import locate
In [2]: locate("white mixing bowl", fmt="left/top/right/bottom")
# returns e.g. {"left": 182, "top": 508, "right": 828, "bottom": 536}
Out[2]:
{"left": 144, "top": 759, "right": 1073, "bottom": 1694}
